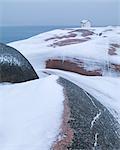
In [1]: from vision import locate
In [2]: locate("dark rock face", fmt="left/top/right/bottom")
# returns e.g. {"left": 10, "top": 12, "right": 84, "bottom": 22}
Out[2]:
{"left": 0, "top": 43, "right": 39, "bottom": 83}
{"left": 58, "top": 78, "right": 120, "bottom": 150}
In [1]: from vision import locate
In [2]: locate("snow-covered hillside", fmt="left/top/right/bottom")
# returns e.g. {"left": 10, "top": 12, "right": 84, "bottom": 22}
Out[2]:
{"left": 9, "top": 26, "right": 120, "bottom": 76}
{"left": 0, "top": 26, "right": 120, "bottom": 149}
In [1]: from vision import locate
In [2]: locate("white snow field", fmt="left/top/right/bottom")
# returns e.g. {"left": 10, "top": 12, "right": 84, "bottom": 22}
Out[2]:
{"left": 0, "top": 26, "right": 120, "bottom": 149}
{"left": 0, "top": 75, "right": 64, "bottom": 150}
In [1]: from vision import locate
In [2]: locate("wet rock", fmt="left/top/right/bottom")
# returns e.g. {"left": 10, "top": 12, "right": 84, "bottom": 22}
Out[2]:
{"left": 58, "top": 78, "right": 120, "bottom": 150}
{"left": 0, "top": 43, "right": 39, "bottom": 83}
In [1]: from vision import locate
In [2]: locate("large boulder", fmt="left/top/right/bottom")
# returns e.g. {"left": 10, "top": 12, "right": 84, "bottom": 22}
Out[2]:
{"left": 0, "top": 43, "right": 39, "bottom": 83}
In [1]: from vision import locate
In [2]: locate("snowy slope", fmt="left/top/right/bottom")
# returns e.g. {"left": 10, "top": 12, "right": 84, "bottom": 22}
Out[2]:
{"left": 8, "top": 27, "right": 120, "bottom": 76}
{"left": 0, "top": 75, "right": 64, "bottom": 150}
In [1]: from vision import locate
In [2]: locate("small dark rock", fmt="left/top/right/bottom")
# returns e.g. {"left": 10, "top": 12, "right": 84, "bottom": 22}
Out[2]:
{"left": 99, "top": 33, "right": 102, "bottom": 36}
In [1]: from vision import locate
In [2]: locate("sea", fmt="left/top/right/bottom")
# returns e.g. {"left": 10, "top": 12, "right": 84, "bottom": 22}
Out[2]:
{"left": 0, "top": 26, "right": 78, "bottom": 44}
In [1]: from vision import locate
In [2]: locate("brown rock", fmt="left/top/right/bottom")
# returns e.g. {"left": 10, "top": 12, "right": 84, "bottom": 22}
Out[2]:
{"left": 46, "top": 59, "right": 102, "bottom": 76}
{"left": 111, "top": 43, "right": 120, "bottom": 48}
{"left": 45, "top": 33, "right": 77, "bottom": 42}
{"left": 49, "top": 38, "right": 90, "bottom": 47}
{"left": 110, "top": 63, "right": 120, "bottom": 72}
{"left": 52, "top": 90, "right": 74, "bottom": 150}
{"left": 69, "top": 29, "right": 95, "bottom": 37}
{"left": 108, "top": 47, "right": 117, "bottom": 55}
{"left": 108, "top": 43, "right": 120, "bottom": 55}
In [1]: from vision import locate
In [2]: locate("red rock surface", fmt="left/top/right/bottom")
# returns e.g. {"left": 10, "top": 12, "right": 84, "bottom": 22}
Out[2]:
{"left": 108, "top": 43, "right": 120, "bottom": 55}
{"left": 45, "top": 33, "right": 77, "bottom": 41}
{"left": 49, "top": 37, "right": 91, "bottom": 47}
{"left": 110, "top": 64, "right": 120, "bottom": 72}
{"left": 46, "top": 59, "right": 102, "bottom": 76}
{"left": 46, "top": 58, "right": 120, "bottom": 76}
{"left": 52, "top": 91, "right": 74, "bottom": 150}
{"left": 108, "top": 47, "right": 117, "bottom": 55}
{"left": 69, "top": 29, "right": 95, "bottom": 37}
{"left": 111, "top": 43, "right": 120, "bottom": 48}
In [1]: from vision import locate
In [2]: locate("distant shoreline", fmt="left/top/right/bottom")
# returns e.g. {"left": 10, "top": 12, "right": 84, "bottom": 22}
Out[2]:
{"left": 0, "top": 25, "right": 79, "bottom": 44}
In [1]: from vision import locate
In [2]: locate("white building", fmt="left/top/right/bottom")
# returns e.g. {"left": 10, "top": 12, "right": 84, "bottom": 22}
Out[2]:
{"left": 81, "top": 20, "right": 91, "bottom": 28}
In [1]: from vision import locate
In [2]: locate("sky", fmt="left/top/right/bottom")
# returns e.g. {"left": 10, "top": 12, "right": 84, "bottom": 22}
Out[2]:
{"left": 0, "top": 0, "right": 120, "bottom": 26}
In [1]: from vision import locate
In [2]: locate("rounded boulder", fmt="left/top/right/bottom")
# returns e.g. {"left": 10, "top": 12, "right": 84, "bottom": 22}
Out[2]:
{"left": 0, "top": 43, "right": 39, "bottom": 83}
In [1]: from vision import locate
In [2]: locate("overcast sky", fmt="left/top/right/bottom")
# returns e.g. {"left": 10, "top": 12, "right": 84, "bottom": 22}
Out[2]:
{"left": 0, "top": 0, "right": 120, "bottom": 26}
